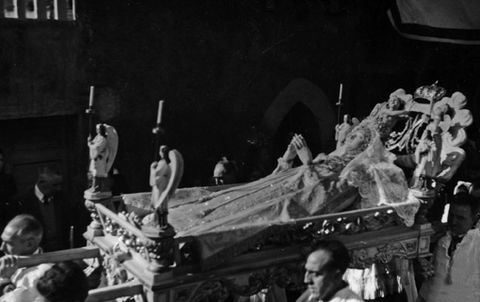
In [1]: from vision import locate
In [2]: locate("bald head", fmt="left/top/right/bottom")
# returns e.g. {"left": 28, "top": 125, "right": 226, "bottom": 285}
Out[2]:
{"left": 1, "top": 215, "right": 43, "bottom": 255}
{"left": 304, "top": 240, "right": 350, "bottom": 300}
{"left": 310, "top": 240, "right": 350, "bottom": 274}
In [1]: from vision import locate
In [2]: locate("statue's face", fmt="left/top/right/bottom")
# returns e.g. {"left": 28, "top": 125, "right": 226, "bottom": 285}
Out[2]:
{"left": 343, "top": 114, "right": 350, "bottom": 123}
{"left": 344, "top": 130, "right": 366, "bottom": 151}
{"left": 388, "top": 97, "right": 401, "bottom": 110}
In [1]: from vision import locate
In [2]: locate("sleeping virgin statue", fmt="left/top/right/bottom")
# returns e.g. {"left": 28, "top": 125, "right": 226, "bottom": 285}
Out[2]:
{"left": 165, "top": 117, "right": 417, "bottom": 238}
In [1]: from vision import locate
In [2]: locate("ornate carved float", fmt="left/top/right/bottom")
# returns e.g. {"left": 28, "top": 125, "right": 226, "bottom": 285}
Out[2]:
{"left": 17, "top": 84, "right": 471, "bottom": 302}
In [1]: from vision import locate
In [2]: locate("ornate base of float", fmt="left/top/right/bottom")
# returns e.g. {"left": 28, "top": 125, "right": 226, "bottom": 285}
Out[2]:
{"left": 410, "top": 186, "right": 436, "bottom": 226}
{"left": 84, "top": 195, "right": 434, "bottom": 302}
{"left": 141, "top": 223, "right": 176, "bottom": 273}
{"left": 83, "top": 192, "right": 114, "bottom": 240}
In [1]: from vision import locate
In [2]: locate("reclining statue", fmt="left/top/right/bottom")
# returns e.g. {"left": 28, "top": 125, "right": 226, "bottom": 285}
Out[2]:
{"left": 161, "top": 84, "right": 470, "bottom": 239}
{"left": 166, "top": 114, "right": 417, "bottom": 237}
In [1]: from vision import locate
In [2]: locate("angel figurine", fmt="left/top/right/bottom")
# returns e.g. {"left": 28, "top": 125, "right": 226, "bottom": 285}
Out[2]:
{"left": 85, "top": 123, "right": 118, "bottom": 199}
{"left": 148, "top": 145, "right": 184, "bottom": 228}
{"left": 335, "top": 114, "right": 353, "bottom": 149}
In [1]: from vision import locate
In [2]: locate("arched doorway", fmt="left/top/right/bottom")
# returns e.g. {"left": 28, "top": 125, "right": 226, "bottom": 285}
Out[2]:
{"left": 273, "top": 102, "right": 322, "bottom": 156}
{"left": 263, "top": 78, "right": 336, "bottom": 156}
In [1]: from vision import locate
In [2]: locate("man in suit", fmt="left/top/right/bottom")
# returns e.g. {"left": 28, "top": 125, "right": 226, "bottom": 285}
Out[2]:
{"left": 17, "top": 170, "right": 69, "bottom": 252}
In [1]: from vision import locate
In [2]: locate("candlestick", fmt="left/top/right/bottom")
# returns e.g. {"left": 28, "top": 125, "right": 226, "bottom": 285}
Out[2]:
{"left": 89, "top": 86, "right": 95, "bottom": 107}
{"left": 69, "top": 225, "right": 74, "bottom": 249}
{"left": 338, "top": 83, "right": 343, "bottom": 101}
{"left": 156, "top": 100, "right": 164, "bottom": 124}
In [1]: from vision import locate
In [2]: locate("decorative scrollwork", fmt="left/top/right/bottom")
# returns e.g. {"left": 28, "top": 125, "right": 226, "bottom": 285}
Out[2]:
{"left": 350, "top": 241, "right": 412, "bottom": 268}
{"left": 191, "top": 265, "right": 304, "bottom": 301}
{"left": 190, "top": 280, "right": 230, "bottom": 302}
{"left": 244, "top": 208, "right": 399, "bottom": 255}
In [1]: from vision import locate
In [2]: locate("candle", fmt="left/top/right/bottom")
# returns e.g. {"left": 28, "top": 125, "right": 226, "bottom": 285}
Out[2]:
{"left": 88, "top": 86, "right": 95, "bottom": 107}
{"left": 69, "top": 226, "right": 74, "bottom": 249}
{"left": 156, "top": 100, "right": 164, "bottom": 124}
{"left": 339, "top": 83, "right": 343, "bottom": 100}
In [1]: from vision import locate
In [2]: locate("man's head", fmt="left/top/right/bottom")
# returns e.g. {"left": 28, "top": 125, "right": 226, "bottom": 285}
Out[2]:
{"left": 448, "top": 192, "right": 480, "bottom": 236}
{"left": 304, "top": 240, "right": 349, "bottom": 301}
{"left": 1, "top": 215, "right": 43, "bottom": 256}
{"left": 37, "top": 169, "right": 63, "bottom": 197}
{"left": 37, "top": 261, "right": 89, "bottom": 302}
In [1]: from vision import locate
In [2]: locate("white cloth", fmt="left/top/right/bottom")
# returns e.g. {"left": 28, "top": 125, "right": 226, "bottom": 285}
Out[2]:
{"left": 297, "top": 286, "right": 364, "bottom": 302}
{"left": 34, "top": 185, "right": 46, "bottom": 204}
{"left": 420, "top": 228, "right": 480, "bottom": 302}
{"left": 328, "top": 286, "right": 364, "bottom": 302}
{"left": 0, "top": 263, "right": 52, "bottom": 302}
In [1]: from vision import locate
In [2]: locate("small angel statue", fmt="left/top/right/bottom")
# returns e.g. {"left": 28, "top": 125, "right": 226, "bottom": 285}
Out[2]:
{"left": 335, "top": 114, "right": 353, "bottom": 149}
{"left": 148, "top": 145, "right": 184, "bottom": 228}
{"left": 85, "top": 123, "right": 118, "bottom": 199}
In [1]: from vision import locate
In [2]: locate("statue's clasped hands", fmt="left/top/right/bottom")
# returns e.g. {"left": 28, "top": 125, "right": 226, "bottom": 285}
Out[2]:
{"left": 291, "top": 134, "right": 313, "bottom": 165}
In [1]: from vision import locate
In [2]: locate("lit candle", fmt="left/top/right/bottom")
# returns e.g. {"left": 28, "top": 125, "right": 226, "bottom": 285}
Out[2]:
{"left": 89, "top": 86, "right": 95, "bottom": 107}
{"left": 156, "top": 100, "right": 164, "bottom": 124}
{"left": 339, "top": 83, "right": 343, "bottom": 100}
{"left": 69, "top": 226, "right": 74, "bottom": 249}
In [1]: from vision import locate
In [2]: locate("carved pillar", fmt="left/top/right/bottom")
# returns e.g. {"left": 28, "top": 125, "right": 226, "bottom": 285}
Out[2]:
{"left": 142, "top": 224, "right": 176, "bottom": 272}
{"left": 84, "top": 193, "right": 112, "bottom": 239}
{"left": 411, "top": 176, "right": 436, "bottom": 226}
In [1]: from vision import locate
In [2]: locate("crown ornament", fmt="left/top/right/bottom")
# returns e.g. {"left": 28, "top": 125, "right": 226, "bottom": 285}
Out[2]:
{"left": 414, "top": 81, "right": 447, "bottom": 103}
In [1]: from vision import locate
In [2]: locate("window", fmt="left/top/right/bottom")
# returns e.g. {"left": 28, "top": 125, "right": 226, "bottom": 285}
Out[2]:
{"left": 2, "top": 0, "right": 75, "bottom": 21}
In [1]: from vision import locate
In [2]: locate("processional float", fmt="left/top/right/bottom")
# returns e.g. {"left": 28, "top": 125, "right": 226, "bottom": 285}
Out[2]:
{"left": 13, "top": 83, "right": 474, "bottom": 302}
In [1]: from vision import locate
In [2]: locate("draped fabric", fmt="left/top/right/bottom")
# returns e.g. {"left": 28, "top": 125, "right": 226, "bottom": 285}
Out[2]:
{"left": 119, "top": 119, "right": 421, "bottom": 266}
{"left": 145, "top": 119, "right": 420, "bottom": 264}
{"left": 340, "top": 136, "right": 419, "bottom": 226}
{"left": 388, "top": 0, "right": 480, "bottom": 45}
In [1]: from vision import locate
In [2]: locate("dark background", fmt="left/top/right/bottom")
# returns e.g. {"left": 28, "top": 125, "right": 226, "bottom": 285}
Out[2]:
{"left": 1, "top": 0, "right": 480, "bottom": 211}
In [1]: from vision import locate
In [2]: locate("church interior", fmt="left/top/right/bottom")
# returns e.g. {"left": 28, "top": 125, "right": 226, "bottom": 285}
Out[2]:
{"left": 1, "top": 0, "right": 480, "bottom": 301}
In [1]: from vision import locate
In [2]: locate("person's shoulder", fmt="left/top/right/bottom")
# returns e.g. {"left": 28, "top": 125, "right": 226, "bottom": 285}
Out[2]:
{"left": 467, "top": 228, "right": 480, "bottom": 241}
{"left": 295, "top": 290, "right": 310, "bottom": 302}
{"left": 0, "top": 287, "right": 45, "bottom": 302}
{"left": 18, "top": 263, "right": 53, "bottom": 282}
{"left": 333, "top": 287, "right": 364, "bottom": 302}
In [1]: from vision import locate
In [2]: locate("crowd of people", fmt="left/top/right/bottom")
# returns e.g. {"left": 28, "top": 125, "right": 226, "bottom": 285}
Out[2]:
{"left": 1, "top": 190, "right": 478, "bottom": 302}
{"left": 0, "top": 215, "right": 88, "bottom": 302}
{"left": 0, "top": 150, "right": 92, "bottom": 301}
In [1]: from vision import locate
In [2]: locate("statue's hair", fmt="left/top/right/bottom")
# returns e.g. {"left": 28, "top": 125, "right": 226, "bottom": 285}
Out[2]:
{"left": 96, "top": 123, "right": 107, "bottom": 136}
{"left": 346, "top": 120, "right": 377, "bottom": 155}
{"left": 6, "top": 214, "right": 43, "bottom": 242}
